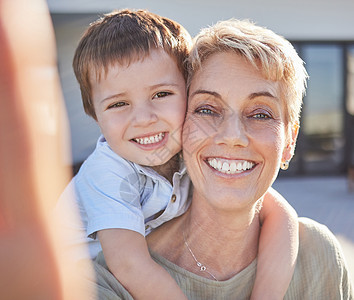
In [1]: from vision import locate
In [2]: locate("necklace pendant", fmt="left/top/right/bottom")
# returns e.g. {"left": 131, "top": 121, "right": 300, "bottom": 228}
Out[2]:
{"left": 183, "top": 229, "right": 219, "bottom": 281}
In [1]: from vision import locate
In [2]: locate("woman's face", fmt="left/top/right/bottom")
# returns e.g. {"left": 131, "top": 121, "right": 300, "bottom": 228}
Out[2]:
{"left": 183, "top": 52, "right": 293, "bottom": 212}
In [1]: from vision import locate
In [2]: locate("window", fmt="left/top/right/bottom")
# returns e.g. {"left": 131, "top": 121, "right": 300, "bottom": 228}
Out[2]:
{"left": 347, "top": 46, "right": 354, "bottom": 166}
{"left": 347, "top": 46, "right": 354, "bottom": 116}
{"left": 299, "top": 45, "right": 345, "bottom": 174}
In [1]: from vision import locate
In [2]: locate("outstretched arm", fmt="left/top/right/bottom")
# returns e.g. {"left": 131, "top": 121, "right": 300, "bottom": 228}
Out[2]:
{"left": 99, "top": 229, "right": 187, "bottom": 300}
{"left": 251, "top": 187, "right": 299, "bottom": 300}
{"left": 0, "top": 0, "right": 93, "bottom": 298}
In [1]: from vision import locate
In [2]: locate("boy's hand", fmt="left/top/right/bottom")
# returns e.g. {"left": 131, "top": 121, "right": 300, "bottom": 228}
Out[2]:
{"left": 251, "top": 187, "right": 299, "bottom": 299}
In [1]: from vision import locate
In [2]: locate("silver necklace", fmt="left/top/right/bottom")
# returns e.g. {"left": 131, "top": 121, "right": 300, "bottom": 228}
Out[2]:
{"left": 182, "top": 230, "right": 219, "bottom": 281}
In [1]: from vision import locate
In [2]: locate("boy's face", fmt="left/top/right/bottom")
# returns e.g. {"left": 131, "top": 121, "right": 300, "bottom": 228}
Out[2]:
{"left": 91, "top": 49, "right": 186, "bottom": 167}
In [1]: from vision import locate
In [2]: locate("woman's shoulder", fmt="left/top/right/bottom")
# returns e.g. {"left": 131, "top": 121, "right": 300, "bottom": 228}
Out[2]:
{"left": 288, "top": 217, "right": 353, "bottom": 299}
{"left": 298, "top": 217, "right": 344, "bottom": 267}
{"left": 298, "top": 217, "right": 339, "bottom": 250}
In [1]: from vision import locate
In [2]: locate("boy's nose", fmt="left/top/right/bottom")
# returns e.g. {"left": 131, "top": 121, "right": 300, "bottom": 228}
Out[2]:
{"left": 131, "top": 106, "right": 158, "bottom": 127}
{"left": 213, "top": 114, "right": 249, "bottom": 147}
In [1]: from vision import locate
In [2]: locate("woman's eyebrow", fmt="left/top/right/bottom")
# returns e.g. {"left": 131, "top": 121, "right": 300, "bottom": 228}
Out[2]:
{"left": 248, "top": 91, "right": 278, "bottom": 101}
{"left": 189, "top": 89, "right": 221, "bottom": 99}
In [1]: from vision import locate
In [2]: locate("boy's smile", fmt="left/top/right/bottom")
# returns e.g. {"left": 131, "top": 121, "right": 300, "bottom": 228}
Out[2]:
{"left": 91, "top": 49, "right": 186, "bottom": 167}
{"left": 132, "top": 132, "right": 165, "bottom": 146}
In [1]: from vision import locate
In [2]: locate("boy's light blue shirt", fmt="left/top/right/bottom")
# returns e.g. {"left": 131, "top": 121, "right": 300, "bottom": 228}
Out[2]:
{"left": 58, "top": 135, "right": 191, "bottom": 259}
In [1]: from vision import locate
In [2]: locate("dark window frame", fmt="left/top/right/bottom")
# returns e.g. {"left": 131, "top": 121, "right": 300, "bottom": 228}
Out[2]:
{"left": 280, "top": 40, "right": 354, "bottom": 176}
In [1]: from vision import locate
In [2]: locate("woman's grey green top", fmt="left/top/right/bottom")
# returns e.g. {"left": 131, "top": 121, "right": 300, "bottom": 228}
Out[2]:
{"left": 89, "top": 218, "right": 353, "bottom": 300}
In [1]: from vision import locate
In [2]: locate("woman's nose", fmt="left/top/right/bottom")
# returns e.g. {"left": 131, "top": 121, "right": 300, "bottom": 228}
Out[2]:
{"left": 131, "top": 105, "right": 158, "bottom": 127}
{"left": 214, "top": 114, "right": 249, "bottom": 147}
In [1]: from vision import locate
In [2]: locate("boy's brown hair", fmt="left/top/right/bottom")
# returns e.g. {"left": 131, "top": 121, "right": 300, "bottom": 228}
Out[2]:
{"left": 73, "top": 9, "right": 192, "bottom": 120}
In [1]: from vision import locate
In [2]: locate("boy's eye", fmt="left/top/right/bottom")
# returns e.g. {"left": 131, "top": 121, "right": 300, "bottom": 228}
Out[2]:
{"left": 107, "top": 101, "right": 128, "bottom": 109}
{"left": 153, "top": 91, "right": 171, "bottom": 99}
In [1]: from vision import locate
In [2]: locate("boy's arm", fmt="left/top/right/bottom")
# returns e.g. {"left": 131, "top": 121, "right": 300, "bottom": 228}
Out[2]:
{"left": 251, "top": 187, "right": 299, "bottom": 300}
{"left": 98, "top": 229, "right": 187, "bottom": 300}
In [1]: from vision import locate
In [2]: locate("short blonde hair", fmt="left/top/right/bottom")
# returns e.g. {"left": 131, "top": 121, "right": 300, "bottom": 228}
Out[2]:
{"left": 187, "top": 19, "right": 308, "bottom": 126}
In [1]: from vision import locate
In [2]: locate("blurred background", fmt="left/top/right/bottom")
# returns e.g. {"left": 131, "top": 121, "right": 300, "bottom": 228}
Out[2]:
{"left": 46, "top": 0, "right": 354, "bottom": 281}
{"left": 46, "top": 0, "right": 354, "bottom": 178}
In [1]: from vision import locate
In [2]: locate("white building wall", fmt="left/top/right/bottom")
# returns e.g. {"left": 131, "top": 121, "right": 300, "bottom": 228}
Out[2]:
{"left": 47, "top": 0, "right": 354, "bottom": 164}
{"left": 47, "top": 0, "right": 354, "bottom": 39}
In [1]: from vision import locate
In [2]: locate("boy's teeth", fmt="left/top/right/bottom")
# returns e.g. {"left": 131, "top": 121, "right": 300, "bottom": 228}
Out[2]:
{"left": 207, "top": 158, "right": 254, "bottom": 174}
{"left": 134, "top": 133, "right": 165, "bottom": 145}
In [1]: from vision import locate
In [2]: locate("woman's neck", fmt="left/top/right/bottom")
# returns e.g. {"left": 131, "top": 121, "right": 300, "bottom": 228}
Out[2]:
{"left": 182, "top": 206, "right": 260, "bottom": 280}
{"left": 147, "top": 202, "right": 261, "bottom": 281}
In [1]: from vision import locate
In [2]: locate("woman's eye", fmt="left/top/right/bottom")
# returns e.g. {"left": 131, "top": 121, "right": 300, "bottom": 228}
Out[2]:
{"left": 107, "top": 102, "right": 127, "bottom": 109}
{"left": 252, "top": 112, "right": 272, "bottom": 119}
{"left": 195, "top": 106, "right": 217, "bottom": 116}
{"left": 153, "top": 91, "right": 171, "bottom": 99}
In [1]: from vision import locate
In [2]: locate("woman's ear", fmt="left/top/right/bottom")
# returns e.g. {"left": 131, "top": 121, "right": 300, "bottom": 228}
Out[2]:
{"left": 282, "top": 122, "right": 299, "bottom": 162}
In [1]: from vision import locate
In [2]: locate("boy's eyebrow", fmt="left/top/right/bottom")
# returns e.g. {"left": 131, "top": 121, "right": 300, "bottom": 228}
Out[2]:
{"left": 101, "top": 92, "right": 126, "bottom": 103}
{"left": 100, "top": 82, "right": 182, "bottom": 103}
{"left": 150, "top": 82, "right": 183, "bottom": 89}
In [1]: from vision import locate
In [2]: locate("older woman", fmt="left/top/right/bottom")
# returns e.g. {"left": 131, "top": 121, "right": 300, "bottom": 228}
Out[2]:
{"left": 91, "top": 19, "right": 353, "bottom": 299}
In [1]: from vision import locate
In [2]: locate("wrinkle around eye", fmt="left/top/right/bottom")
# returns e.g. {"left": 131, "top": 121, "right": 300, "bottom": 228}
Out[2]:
{"left": 193, "top": 103, "right": 221, "bottom": 116}
{"left": 252, "top": 113, "right": 272, "bottom": 119}
{"left": 195, "top": 108, "right": 215, "bottom": 115}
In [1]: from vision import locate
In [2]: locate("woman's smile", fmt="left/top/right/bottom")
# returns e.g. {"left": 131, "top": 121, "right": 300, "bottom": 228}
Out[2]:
{"left": 206, "top": 157, "right": 255, "bottom": 175}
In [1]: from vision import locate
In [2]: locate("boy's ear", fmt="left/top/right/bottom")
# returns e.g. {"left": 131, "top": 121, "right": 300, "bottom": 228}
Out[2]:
{"left": 282, "top": 122, "right": 299, "bottom": 162}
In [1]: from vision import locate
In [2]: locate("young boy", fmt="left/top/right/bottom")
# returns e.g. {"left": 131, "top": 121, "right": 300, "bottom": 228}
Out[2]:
{"left": 58, "top": 9, "right": 298, "bottom": 299}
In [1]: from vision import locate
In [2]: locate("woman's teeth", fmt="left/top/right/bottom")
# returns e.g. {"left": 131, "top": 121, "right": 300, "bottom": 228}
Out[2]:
{"left": 207, "top": 158, "right": 254, "bottom": 174}
{"left": 133, "top": 133, "right": 165, "bottom": 145}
